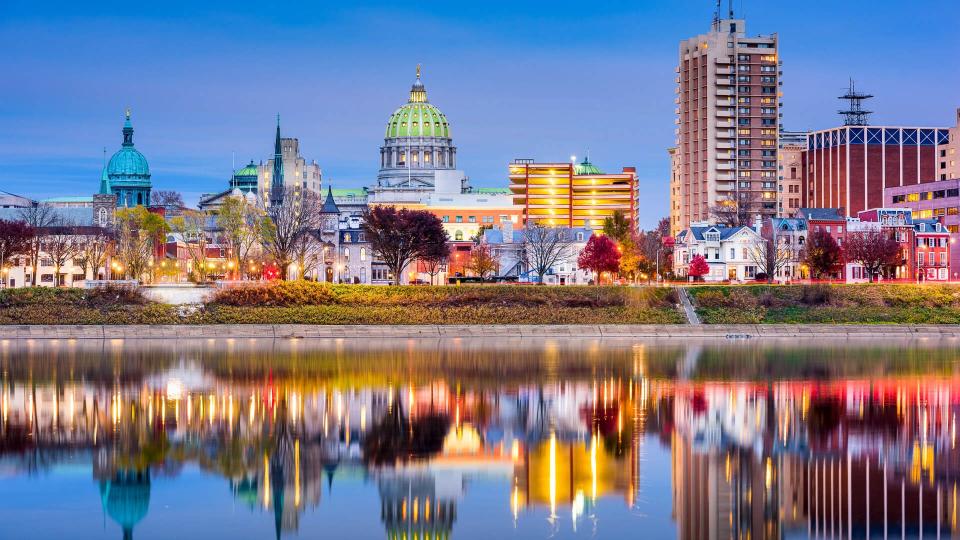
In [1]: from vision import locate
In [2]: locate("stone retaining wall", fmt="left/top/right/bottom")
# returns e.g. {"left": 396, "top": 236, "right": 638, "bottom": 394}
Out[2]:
{"left": 2, "top": 324, "right": 960, "bottom": 339}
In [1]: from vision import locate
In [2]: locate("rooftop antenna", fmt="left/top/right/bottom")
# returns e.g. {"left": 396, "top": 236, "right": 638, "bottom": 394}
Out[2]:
{"left": 712, "top": 0, "right": 721, "bottom": 29}
{"left": 838, "top": 78, "right": 874, "bottom": 126}
{"left": 728, "top": 0, "right": 734, "bottom": 19}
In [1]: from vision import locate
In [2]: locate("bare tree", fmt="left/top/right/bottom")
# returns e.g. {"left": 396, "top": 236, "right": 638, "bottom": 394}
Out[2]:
{"left": 421, "top": 243, "right": 449, "bottom": 285}
{"left": 43, "top": 219, "right": 83, "bottom": 286}
{"left": 216, "top": 194, "right": 268, "bottom": 278}
{"left": 169, "top": 210, "right": 210, "bottom": 281}
{"left": 17, "top": 204, "right": 57, "bottom": 286}
{"left": 292, "top": 232, "right": 323, "bottom": 281}
{"left": 77, "top": 229, "right": 112, "bottom": 280}
{"left": 844, "top": 229, "right": 902, "bottom": 282}
{"left": 709, "top": 200, "right": 755, "bottom": 227}
{"left": 749, "top": 222, "right": 795, "bottom": 283}
{"left": 466, "top": 242, "right": 500, "bottom": 280}
{"left": 152, "top": 190, "right": 185, "bottom": 211}
{"left": 521, "top": 224, "right": 573, "bottom": 284}
{"left": 261, "top": 188, "right": 321, "bottom": 280}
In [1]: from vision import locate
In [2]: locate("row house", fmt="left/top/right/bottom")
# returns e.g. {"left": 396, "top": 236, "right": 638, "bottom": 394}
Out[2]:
{"left": 674, "top": 225, "right": 764, "bottom": 282}
{"left": 913, "top": 219, "right": 951, "bottom": 281}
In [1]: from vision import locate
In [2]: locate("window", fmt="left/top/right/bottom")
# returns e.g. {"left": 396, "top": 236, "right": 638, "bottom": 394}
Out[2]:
{"left": 442, "top": 215, "right": 449, "bottom": 223}
{"left": 360, "top": 247, "right": 366, "bottom": 261}
{"left": 454, "top": 231, "right": 463, "bottom": 241}
{"left": 468, "top": 216, "right": 476, "bottom": 223}
{"left": 576, "top": 232, "right": 584, "bottom": 242}
{"left": 343, "top": 232, "right": 352, "bottom": 243}
{"left": 729, "top": 248, "right": 735, "bottom": 259}
{"left": 455, "top": 216, "right": 463, "bottom": 223}
{"left": 918, "top": 252, "right": 925, "bottom": 266}
{"left": 343, "top": 247, "right": 350, "bottom": 261}
{"left": 360, "top": 267, "right": 366, "bottom": 283}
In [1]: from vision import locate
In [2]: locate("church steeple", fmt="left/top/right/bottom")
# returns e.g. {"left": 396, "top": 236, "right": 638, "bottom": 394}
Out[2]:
{"left": 99, "top": 147, "right": 111, "bottom": 194}
{"left": 271, "top": 114, "right": 284, "bottom": 203}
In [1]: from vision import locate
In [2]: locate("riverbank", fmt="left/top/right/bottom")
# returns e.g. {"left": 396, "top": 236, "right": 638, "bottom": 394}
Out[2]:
{"left": 5, "top": 323, "right": 960, "bottom": 339}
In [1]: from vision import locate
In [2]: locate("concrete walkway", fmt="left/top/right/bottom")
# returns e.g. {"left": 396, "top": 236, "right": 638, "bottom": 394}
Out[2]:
{"left": 676, "top": 287, "right": 701, "bottom": 325}
{"left": 3, "top": 324, "right": 960, "bottom": 340}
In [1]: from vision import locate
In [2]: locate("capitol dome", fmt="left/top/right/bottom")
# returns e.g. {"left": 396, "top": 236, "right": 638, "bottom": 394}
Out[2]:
{"left": 376, "top": 67, "right": 461, "bottom": 192}
{"left": 385, "top": 77, "right": 451, "bottom": 139}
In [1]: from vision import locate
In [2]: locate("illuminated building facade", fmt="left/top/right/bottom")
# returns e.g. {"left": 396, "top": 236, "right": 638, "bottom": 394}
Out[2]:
{"left": 508, "top": 158, "right": 637, "bottom": 230}
{"left": 674, "top": 14, "right": 781, "bottom": 231}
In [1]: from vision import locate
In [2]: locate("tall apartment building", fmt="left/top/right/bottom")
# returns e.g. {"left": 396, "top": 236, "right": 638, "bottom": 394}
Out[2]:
{"left": 668, "top": 147, "right": 682, "bottom": 235}
{"left": 778, "top": 131, "right": 806, "bottom": 216}
{"left": 674, "top": 15, "right": 781, "bottom": 231}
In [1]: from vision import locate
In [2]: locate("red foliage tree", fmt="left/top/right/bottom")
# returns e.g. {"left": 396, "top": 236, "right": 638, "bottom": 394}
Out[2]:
{"left": 803, "top": 229, "right": 843, "bottom": 279}
{"left": 688, "top": 254, "right": 710, "bottom": 281}
{"left": 363, "top": 206, "right": 449, "bottom": 285}
{"left": 844, "top": 229, "right": 902, "bottom": 282}
{"left": 577, "top": 234, "right": 621, "bottom": 284}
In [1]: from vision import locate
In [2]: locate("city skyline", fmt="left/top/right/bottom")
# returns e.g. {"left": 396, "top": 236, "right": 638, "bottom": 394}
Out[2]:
{"left": 1, "top": 0, "right": 958, "bottom": 229}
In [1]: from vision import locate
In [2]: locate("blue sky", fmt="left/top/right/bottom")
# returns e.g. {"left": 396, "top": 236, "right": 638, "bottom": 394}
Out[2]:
{"left": 1, "top": 0, "right": 957, "bottom": 228}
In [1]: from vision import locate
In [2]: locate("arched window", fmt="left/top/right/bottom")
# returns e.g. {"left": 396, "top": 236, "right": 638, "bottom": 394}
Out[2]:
{"left": 137, "top": 192, "right": 143, "bottom": 205}
{"left": 343, "top": 247, "right": 349, "bottom": 261}
{"left": 97, "top": 208, "right": 108, "bottom": 226}
{"left": 344, "top": 233, "right": 352, "bottom": 243}
{"left": 454, "top": 231, "right": 463, "bottom": 241}
{"left": 360, "top": 247, "right": 366, "bottom": 261}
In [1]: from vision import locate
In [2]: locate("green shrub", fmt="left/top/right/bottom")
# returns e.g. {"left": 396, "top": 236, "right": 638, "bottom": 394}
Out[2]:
{"left": 211, "top": 281, "right": 338, "bottom": 306}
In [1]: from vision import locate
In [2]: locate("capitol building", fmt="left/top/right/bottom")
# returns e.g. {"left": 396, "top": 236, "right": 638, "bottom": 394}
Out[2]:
{"left": 368, "top": 67, "right": 471, "bottom": 205}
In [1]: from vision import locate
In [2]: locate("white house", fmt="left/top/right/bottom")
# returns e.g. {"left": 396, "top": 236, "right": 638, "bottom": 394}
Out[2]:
{"left": 483, "top": 226, "right": 594, "bottom": 285}
{"left": 674, "top": 224, "right": 764, "bottom": 282}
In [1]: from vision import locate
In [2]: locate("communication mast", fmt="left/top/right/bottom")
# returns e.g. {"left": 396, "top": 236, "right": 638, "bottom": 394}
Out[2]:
{"left": 838, "top": 78, "right": 873, "bottom": 126}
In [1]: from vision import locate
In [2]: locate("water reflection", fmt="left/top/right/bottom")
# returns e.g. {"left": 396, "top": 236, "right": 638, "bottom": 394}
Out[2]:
{"left": 2, "top": 338, "right": 960, "bottom": 539}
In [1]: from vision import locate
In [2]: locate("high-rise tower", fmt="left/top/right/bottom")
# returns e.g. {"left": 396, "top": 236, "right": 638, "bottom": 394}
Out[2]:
{"left": 672, "top": 9, "right": 780, "bottom": 230}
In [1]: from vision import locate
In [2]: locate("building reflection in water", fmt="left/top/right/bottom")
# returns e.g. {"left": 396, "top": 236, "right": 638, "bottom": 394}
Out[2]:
{"left": 1, "top": 338, "right": 960, "bottom": 539}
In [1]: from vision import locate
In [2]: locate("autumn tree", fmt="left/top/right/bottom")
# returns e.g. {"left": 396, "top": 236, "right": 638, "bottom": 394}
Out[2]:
{"left": 260, "top": 188, "right": 322, "bottom": 280}
{"left": 115, "top": 206, "right": 169, "bottom": 282}
{"left": 803, "top": 229, "right": 843, "bottom": 280}
{"left": 291, "top": 232, "right": 322, "bottom": 281}
{"left": 0, "top": 219, "right": 33, "bottom": 285}
{"left": 688, "top": 254, "right": 710, "bottom": 281}
{"left": 577, "top": 234, "right": 621, "bottom": 284}
{"left": 17, "top": 204, "right": 57, "bottom": 285}
{"left": 216, "top": 195, "right": 268, "bottom": 278}
{"left": 362, "top": 206, "right": 448, "bottom": 285}
{"left": 466, "top": 242, "right": 500, "bottom": 280}
{"left": 521, "top": 224, "right": 573, "bottom": 284}
{"left": 844, "top": 229, "right": 902, "bottom": 282}
{"left": 602, "top": 210, "right": 632, "bottom": 243}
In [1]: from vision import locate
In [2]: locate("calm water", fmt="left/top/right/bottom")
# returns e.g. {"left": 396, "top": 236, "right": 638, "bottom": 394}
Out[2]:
{"left": 2, "top": 337, "right": 960, "bottom": 539}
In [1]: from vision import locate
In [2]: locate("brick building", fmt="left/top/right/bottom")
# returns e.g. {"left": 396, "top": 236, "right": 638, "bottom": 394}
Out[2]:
{"left": 804, "top": 125, "right": 952, "bottom": 216}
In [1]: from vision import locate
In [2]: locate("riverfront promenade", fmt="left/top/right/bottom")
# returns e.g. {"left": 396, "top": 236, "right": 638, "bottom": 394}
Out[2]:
{"left": 5, "top": 324, "right": 960, "bottom": 339}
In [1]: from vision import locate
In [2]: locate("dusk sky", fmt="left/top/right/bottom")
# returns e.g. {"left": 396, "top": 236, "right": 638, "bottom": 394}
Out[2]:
{"left": 2, "top": 0, "right": 957, "bottom": 228}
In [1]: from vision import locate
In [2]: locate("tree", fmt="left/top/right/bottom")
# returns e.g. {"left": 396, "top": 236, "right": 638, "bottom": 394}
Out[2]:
{"left": 77, "top": 229, "right": 111, "bottom": 280}
{"left": 291, "top": 232, "right": 322, "bottom": 281}
{"left": 0, "top": 219, "right": 33, "bottom": 285}
{"left": 844, "top": 229, "right": 902, "bottom": 282}
{"left": 709, "top": 200, "right": 753, "bottom": 227}
{"left": 169, "top": 210, "right": 210, "bottom": 281}
{"left": 577, "top": 234, "right": 621, "bottom": 284}
{"left": 362, "top": 206, "right": 448, "bottom": 285}
{"left": 749, "top": 222, "right": 795, "bottom": 283}
{"left": 115, "top": 206, "right": 169, "bottom": 282}
{"left": 521, "top": 223, "right": 573, "bottom": 284}
{"left": 421, "top": 242, "right": 449, "bottom": 286}
{"left": 43, "top": 219, "right": 82, "bottom": 286}
{"left": 602, "top": 210, "right": 631, "bottom": 243}
{"left": 466, "top": 242, "right": 499, "bottom": 280}
{"left": 803, "top": 229, "right": 843, "bottom": 280}
{"left": 261, "top": 188, "right": 322, "bottom": 280}
{"left": 17, "top": 204, "right": 57, "bottom": 286}
{"left": 152, "top": 190, "right": 184, "bottom": 210}
{"left": 216, "top": 195, "right": 268, "bottom": 278}
{"left": 688, "top": 254, "right": 710, "bottom": 281}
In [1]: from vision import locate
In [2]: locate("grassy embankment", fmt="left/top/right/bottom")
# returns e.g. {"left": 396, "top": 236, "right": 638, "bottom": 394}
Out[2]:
{"left": 0, "top": 282, "right": 684, "bottom": 325}
{"left": 687, "top": 284, "right": 960, "bottom": 324}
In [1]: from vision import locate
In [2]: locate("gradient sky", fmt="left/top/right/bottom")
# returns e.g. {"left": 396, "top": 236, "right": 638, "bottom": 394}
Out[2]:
{"left": 1, "top": 0, "right": 957, "bottom": 228}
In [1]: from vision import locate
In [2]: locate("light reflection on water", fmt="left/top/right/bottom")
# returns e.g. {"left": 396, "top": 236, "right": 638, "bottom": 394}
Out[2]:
{"left": 1, "top": 338, "right": 960, "bottom": 539}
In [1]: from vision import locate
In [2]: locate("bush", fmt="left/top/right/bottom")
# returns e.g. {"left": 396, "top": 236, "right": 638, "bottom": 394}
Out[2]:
{"left": 211, "top": 281, "right": 338, "bottom": 306}
{"left": 800, "top": 284, "right": 833, "bottom": 306}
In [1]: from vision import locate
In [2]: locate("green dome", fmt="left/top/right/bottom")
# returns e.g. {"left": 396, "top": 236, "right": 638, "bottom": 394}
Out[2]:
{"left": 107, "top": 111, "right": 151, "bottom": 184}
{"left": 233, "top": 161, "right": 258, "bottom": 179}
{"left": 574, "top": 157, "right": 603, "bottom": 175}
{"left": 385, "top": 73, "right": 451, "bottom": 139}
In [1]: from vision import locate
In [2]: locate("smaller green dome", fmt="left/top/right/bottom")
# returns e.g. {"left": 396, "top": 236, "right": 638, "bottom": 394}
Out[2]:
{"left": 107, "top": 110, "right": 151, "bottom": 184}
{"left": 574, "top": 157, "right": 603, "bottom": 175}
{"left": 233, "top": 161, "right": 258, "bottom": 179}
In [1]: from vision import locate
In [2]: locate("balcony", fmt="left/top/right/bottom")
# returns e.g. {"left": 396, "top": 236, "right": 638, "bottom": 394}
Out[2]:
{"left": 716, "top": 162, "right": 734, "bottom": 171}
{"left": 716, "top": 141, "right": 734, "bottom": 150}
{"left": 716, "top": 120, "right": 733, "bottom": 128}
{"left": 716, "top": 88, "right": 733, "bottom": 97}
{"left": 716, "top": 99, "right": 734, "bottom": 107}
{"left": 716, "top": 152, "right": 734, "bottom": 160}
{"left": 716, "top": 173, "right": 735, "bottom": 181}
{"left": 716, "top": 109, "right": 733, "bottom": 118}
{"left": 716, "top": 67, "right": 733, "bottom": 76}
